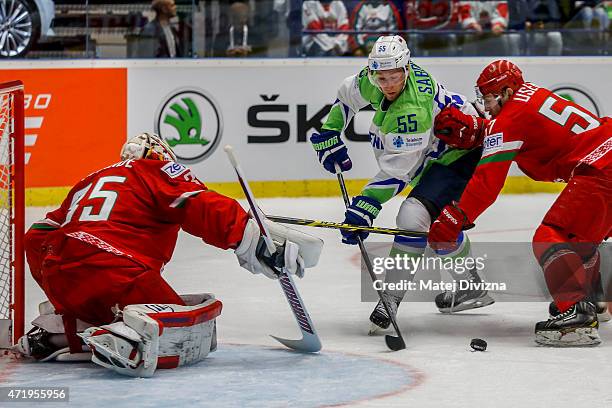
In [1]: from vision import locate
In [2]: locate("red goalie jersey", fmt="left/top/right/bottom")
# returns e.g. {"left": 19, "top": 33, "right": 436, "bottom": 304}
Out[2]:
{"left": 459, "top": 82, "right": 611, "bottom": 222}
{"left": 26, "top": 159, "right": 249, "bottom": 279}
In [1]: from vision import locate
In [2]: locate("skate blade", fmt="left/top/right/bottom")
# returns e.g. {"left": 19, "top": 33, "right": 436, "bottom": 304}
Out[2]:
{"left": 535, "top": 327, "right": 602, "bottom": 347}
{"left": 438, "top": 295, "right": 495, "bottom": 314}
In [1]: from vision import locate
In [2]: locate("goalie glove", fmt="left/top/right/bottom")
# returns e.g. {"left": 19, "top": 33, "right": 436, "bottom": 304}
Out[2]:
{"left": 434, "top": 107, "right": 486, "bottom": 149}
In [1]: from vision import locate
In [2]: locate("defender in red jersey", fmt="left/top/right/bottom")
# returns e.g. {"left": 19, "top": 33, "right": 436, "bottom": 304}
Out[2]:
{"left": 428, "top": 60, "right": 611, "bottom": 347}
{"left": 16, "top": 133, "right": 323, "bottom": 376}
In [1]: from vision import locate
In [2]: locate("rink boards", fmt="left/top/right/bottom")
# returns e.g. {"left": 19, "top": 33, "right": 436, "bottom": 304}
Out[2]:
{"left": 1, "top": 57, "right": 609, "bottom": 205}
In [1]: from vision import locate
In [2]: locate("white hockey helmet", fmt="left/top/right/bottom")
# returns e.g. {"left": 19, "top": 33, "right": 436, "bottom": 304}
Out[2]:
{"left": 367, "top": 35, "right": 411, "bottom": 90}
{"left": 120, "top": 132, "right": 177, "bottom": 162}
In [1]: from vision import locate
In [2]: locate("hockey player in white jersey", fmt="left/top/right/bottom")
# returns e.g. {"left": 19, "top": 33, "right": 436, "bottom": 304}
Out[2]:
{"left": 310, "top": 35, "right": 494, "bottom": 333}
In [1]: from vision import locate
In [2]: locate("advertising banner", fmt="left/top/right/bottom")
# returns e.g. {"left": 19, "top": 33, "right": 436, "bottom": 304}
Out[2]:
{"left": 127, "top": 61, "right": 379, "bottom": 183}
{"left": 127, "top": 58, "right": 611, "bottom": 185}
{"left": 0, "top": 67, "right": 127, "bottom": 189}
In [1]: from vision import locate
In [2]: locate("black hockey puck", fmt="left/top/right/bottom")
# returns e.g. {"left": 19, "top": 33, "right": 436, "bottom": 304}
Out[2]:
{"left": 470, "top": 338, "right": 487, "bottom": 352}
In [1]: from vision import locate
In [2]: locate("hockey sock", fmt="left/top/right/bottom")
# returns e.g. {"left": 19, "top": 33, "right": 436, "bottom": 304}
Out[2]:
{"left": 383, "top": 235, "right": 427, "bottom": 299}
{"left": 432, "top": 232, "right": 483, "bottom": 282}
{"left": 583, "top": 251, "right": 603, "bottom": 302}
{"left": 536, "top": 245, "right": 589, "bottom": 313}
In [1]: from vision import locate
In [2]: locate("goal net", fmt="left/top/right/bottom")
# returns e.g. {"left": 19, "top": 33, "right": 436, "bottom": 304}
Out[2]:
{"left": 0, "top": 80, "right": 24, "bottom": 349}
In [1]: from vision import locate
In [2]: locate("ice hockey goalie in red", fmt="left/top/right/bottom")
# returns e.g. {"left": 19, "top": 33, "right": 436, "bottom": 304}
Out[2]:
{"left": 25, "top": 135, "right": 248, "bottom": 326}
{"left": 19, "top": 133, "right": 323, "bottom": 376}
{"left": 428, "top": 59, "right": 611, "bottom": 347}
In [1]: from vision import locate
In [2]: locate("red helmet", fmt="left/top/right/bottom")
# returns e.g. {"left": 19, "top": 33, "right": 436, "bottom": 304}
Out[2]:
{"left": 476, "top": 60, "right": 524, "bottom": 97}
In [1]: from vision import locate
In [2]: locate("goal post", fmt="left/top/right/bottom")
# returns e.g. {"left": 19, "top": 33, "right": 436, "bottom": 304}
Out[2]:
{"left": 0, "top": 80, "right": 25, "bottom": 348}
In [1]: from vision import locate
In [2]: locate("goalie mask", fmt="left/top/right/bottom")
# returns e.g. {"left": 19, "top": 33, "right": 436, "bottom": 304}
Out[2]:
{"left": 367, "top": 35, "right": 411, "bottom": 91}
{"left": 120, "top": 132, "right": 177, "bottom": 162}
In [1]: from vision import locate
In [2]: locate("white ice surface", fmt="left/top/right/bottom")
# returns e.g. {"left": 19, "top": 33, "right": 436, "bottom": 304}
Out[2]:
{"left": 3, "top": 194, "right": 612, "bottom": 408}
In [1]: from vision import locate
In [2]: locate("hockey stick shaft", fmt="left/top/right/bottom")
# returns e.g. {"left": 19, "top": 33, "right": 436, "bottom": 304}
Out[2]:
{"left": 265, "top": 215, "right": 427, "bottom": 237}
{"left": 335, "top": 165, "right": 406, "bottom": 350}
{"left": 225, "top": 146, "right": 276, "bottom": 253}
{"left": 224, "top": 145, "right": 321, "bottom": 352}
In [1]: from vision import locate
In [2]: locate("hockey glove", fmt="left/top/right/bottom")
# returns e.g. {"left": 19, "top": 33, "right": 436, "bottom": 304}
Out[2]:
{"left": 310, "top": 130, "right": 352, "bottom": 174}
{"left": 434, "top": 107, "right": 486, "bottom": 149}
{"left": 341, "top": 195, "right": 382, "bottom": 245}
{"left": 256, "top": 237, "right": 305, "bottom": 278}
{"left": 428, "top": 202, "right": 474, "bottom": 253}
{"left": 235, "top": 219, "right": 308, "bottom": 279}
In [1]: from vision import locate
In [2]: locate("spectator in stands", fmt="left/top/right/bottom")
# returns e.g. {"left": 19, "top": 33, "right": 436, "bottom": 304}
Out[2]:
{"left": 213, "top": 1, "right": 265, "bottom": 57}
{"left": 302, "top": 1, "right": 350, "bottom": 56}
{"left": 267, "top": 0, "right": 292, "bottom": 57}
{"left": 139, "top": 0, "right": 182, "bottom": 58}
{"left": 507, "top": 0, "right": 529, "bottom": 30}
{"left": 559, "top": 0, "right": 609, "bottom": 54}
{"left": 560, "top": 0, "right": 610, "bottom": 31}
{"left": 405, "top": 0, "right": 457, "bottom": 29}
{"left": 349, "top": 0, "right": 403, "bottom": 56}
{"left": 457, "top": 1, "right": 520, "bottom": 55}
{"left": 404, "top": 0, "right": 459, "bottom": 56}
{"left": 525, "top": 0, "right": 563, "bottom": 55}
{"left": 458, "top": 1, "right": 507, "bottom": 35}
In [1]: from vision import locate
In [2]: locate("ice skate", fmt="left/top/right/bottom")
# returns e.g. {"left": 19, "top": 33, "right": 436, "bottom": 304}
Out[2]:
{"left": 368, "top": 293, "right": 402, "bottom": 335}
{"left": 549, "top": 301, "right": 611, "bottom": 323}
{"left": 435, "top": 288, "right": 495, "bottom": 313}
{"left": 12, "top": 327, "right": 90, "bottom": 362}
{"left": 536, "top": 302, "right": 601, "bottom": 347}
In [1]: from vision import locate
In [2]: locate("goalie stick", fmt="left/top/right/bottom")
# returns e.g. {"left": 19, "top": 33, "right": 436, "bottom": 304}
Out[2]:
{"left": 224, "top": 145, "right": 322, "bottom": 353}
{"left": 334, "top": 164, "right": 406, "bottom": 351}
{"left": 265, "top": 215, "right": 427, "bottom": 237}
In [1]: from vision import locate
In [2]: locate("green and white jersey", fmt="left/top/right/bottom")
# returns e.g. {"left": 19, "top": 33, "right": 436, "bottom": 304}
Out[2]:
{"left": 322, "top": 61, "right": 477, "bottom": 204}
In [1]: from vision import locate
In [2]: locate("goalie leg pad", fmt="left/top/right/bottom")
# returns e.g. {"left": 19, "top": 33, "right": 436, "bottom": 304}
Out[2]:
{"left": 80, "top": 294, "right": 222, "bottom": 377}
{"left": 30, "top": 301, "right": 92, "bottom": 334}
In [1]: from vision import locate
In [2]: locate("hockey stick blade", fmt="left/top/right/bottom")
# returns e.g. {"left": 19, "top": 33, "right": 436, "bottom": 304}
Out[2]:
{"left": 270, "top": 332, "right": 321, "bottom": 353}
{"left": 269, "top": 271, "right": 322, "bottom": 353}
{"left": 224, "top": 145, "right": 322, "bottom": 353}
{"left": 385, "top": 335, "right": 406, "bottom": 351}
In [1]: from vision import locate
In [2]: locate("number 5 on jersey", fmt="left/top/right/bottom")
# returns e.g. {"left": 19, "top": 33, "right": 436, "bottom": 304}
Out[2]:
{"left": 538, "top": 96, "right": 600, "bottom": 134}
{"left": 63, "top": 176, "right": 127, "bottom": 225}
